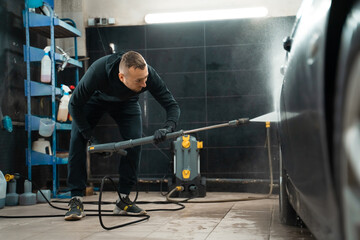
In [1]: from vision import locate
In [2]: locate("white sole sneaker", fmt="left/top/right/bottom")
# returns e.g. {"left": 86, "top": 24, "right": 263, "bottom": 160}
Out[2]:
{"left": 64, "top": 212, "right": 86, "bottom": 221}
{"left": 113, "top": 205, "right": 147, "bottom": 216}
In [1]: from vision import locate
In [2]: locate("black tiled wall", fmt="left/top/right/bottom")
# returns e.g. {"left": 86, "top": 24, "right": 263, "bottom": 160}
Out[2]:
{"left": 86, "top": 17, "right": 294, "bottom": 187}
{"left": 0, "top": 0, "right": 27, "bottom": 176}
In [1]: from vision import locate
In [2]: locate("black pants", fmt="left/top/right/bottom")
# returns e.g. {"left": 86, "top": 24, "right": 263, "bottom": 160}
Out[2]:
{"left": 67, "top": 97, "right": 142, "bottom": 197}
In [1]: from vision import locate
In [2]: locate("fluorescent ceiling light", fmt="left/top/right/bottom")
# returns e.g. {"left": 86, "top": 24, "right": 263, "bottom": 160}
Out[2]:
{"left": 145, "top": 7, "right": 268, "bottom": 24}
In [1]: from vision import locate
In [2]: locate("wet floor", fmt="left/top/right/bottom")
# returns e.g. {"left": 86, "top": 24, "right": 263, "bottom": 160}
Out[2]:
{"left": 0, "top": 192, "right": 315, "bottom": 239}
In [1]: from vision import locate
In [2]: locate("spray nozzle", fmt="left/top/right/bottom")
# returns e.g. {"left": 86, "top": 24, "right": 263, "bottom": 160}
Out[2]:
{"left": 61, "top": 84, "right": 71, "bottom": 95}
{"left": 43, "top": 46, "right": 70, "bottom": 71}
{"left": 1, "top": 115, "right": 13, "bottom": 132}
{"left": 56, "top": 46, "right": 70, "bottom": 72}
{"left": 44, "top": 46, "right": 51, "bottom": 53}
{"left": 228, "top": 118, "right": 250, "bottom": 127}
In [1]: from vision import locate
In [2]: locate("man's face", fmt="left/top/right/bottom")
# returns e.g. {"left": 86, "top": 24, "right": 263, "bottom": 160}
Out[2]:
{"left": 119, "top": 66, "right": 148, "bottom": 92}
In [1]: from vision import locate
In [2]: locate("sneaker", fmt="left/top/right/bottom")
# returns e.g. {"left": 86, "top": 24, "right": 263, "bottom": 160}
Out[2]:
{"left": 113, "top": 196, "right": 147, "bottom": 216}
{"left": 64, "top": 197, "right": 86, "bottom": 221}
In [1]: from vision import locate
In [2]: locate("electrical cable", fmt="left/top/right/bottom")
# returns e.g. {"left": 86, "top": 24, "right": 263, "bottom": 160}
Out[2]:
{"left": 0, "top": 174, "right": 185, "bottom": 230}
{"left": 97, "top": 176, "right": 149, "bottom": 230}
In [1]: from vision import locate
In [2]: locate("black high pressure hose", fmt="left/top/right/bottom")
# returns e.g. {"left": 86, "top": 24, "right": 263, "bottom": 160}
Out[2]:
{"left": 97, "top": 176, "right": 149, "bottom": 230}
{"left": 0, "top": 174, "right": 184, "bottom": 231}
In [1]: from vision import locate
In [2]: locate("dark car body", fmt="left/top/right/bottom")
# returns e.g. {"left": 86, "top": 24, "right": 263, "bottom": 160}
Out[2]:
{"left": 277, "top": 0, "right": 360, "bottom": 239}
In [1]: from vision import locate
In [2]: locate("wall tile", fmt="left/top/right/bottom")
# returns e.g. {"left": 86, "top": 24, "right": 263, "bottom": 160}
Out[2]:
{"left": 87, "top": 50, "right": 107, "bottom": 65}
{"left": 87, "top": 49, "right": 147, "bottom": 66}
{"left": 140, "top": 149, "right": 173, "bottom": 176}
{"left": 90, "top": 156, "right": 120, "bottom": 176}
{"left": 145, "top": 99, "right": 168, "bottom": 123}
{"left": 206, "top": 70, "right": 270, "bottom": 97}
{"left": 147, "top": 47, "right": 205, "bottom": 73}
{"left": 207, "top": 95, "right": 273, "bottom": 122}
{"left": 158, "top": 72, "right": 206, "bottom": 98}
{"left": 86, "top": 25, "right": 145, "bottom": 53}
{"left": 206, "top": 147, "right": 270, "bottom": 178}
{"left": 206, "top": 44, "right": 269, "bottom": 71}
{"left": 205, "top": 18, "right": 269, "bottom": 46}
{"left": 146, "top": 98, "right": 206, "bottom": 124}
{"left": 205, "top": 123, "right": 267, "bottom": 147}
{"left": 176, "top": 98, "right": 207, "bottom": 123}
{"left": 146, "top": 22, "right": 204, "bottom": 48}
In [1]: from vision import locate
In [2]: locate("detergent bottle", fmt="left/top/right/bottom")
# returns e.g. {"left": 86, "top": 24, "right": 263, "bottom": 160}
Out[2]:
{"left": 68, "top": 85, "right": 75, "bottom": 121}
{"left": 19, "top": 180, "right": 36, "bottom": 205}
{"left": 57, "top": 84, "right": 71, "bottom": 122}
{"left": 0, "top": 170, "right": 7, "bottom": 209}
{"left": 41, "top": 46, "right": 51, "bottom": 83}
{"left": 6, "top": 179, "right": 19, "bottom": 206}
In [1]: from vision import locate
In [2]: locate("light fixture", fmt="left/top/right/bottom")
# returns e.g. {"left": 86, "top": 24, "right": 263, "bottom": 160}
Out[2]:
{"left": 144, "top": 7, "right": 268, "bottom": 24}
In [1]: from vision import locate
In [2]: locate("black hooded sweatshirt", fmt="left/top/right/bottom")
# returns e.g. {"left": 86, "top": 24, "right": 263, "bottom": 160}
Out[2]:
{"left": 68, "top": 52, "right": 180, "bottom": 137}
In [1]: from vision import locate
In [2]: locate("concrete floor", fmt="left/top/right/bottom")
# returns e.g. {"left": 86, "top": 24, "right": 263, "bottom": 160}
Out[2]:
{"left": 0, "top": 192, "right": 315, "bottom": 240}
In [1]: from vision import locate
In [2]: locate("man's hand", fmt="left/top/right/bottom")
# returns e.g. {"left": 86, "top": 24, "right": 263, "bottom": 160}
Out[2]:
{"left": 154, "top": 126, "right": 173, "bottom": 144}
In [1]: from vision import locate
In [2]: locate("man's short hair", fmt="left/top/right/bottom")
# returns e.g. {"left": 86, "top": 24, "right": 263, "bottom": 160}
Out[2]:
{"left": 119, "top": 51, "right": 146, "bottom": 74}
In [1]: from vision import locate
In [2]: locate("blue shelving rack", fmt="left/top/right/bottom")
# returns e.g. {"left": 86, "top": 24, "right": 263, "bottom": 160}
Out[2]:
{"left": 23, "top": 0, "right": 82, "bottom": 197}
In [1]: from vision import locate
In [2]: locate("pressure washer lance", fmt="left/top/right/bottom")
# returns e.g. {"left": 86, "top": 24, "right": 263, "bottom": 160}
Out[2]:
{"left": 88, "top": 118, "right": 250, "bottom": 155}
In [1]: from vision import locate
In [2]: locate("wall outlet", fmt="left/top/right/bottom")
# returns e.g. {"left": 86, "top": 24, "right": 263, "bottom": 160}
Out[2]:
{"left": 88, "top": 18, "right": 95, "bottom": 26}
{"left": 101, "top": 18, "right": 107, "bottom": 25}
{"left": 108, "top": 18, "right": 115, "bottom": 25}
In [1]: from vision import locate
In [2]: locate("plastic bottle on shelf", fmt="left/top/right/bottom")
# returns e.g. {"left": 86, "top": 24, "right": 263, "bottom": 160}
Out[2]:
{"left": 68, "top": 85, "right": 75, "bottom": 121}
{"left": 41, "top": 46, "right": 51, "bottom": 83}
{"left": 19, "top": 180, "right": 36, "bottom": 206}
{"left": 57, "top": 84, "right": 71, "bottom": 122}
{"left": 6, "top": 179, "right": 19, "bottom": 206}
{"left": 36, "top": 189, "right": 51, "bottom": 203}
{"left": 0, "top": 170, "right": 6, "bottom": 209}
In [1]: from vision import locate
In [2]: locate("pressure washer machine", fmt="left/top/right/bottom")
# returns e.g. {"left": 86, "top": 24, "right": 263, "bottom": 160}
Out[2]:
{"left": 169, "top": 135, "right": 206, "bottom": 198}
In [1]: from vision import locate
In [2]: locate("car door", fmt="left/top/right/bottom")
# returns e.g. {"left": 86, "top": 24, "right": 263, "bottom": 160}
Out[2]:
{"left": 280, "top": 0, "right": 341, "bottom": 238}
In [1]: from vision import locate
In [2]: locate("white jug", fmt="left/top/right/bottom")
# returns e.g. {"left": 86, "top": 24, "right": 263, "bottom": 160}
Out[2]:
{"left": 32, "top": 138, "right": 52, "bottom": 155}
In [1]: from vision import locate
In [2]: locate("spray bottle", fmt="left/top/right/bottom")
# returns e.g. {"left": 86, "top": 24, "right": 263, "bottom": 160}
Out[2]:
{"left": 41, "top": 46, "right": 51, "bottom": 83}
{"left": 19, "top": 180, "right": 36, "bottom": 205}
{"left": 68, "top": 85, "right": 75, "bottom": 121}
{"left": 57, "top": 84, "right": 71, "bottom": 122}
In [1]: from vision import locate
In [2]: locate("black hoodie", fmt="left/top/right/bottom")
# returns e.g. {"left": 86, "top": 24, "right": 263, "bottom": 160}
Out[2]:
{"left": 68, "top": 52, "right": 180, "bottom": 136}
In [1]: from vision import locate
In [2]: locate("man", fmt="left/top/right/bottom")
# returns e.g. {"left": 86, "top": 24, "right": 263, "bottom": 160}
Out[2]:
{"left": 65, "top": 51, "right": 180, "bottom": 220}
